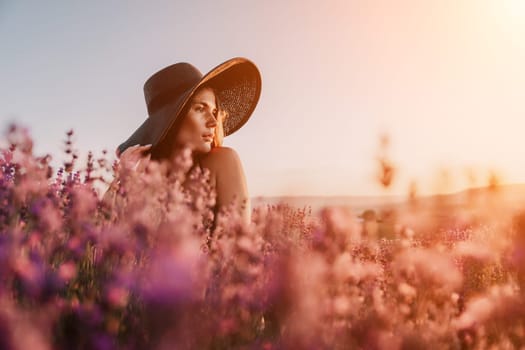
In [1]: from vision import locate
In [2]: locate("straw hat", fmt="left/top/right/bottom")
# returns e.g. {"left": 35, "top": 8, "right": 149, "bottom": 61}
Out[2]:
{"left": 117, "top": 57, "right": 261, "bottom": 156}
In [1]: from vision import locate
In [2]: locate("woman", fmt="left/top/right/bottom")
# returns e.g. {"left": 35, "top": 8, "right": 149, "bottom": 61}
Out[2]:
{"left": 106, "top": 57, "right": 261, "bottom": 225}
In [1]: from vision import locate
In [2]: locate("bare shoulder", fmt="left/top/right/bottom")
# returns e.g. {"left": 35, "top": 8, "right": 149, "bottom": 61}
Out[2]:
{"left": 205, "top": 146, "right": 240, "bottom": 159}
{"left": 200, "top": 146, "right": 242, "bottom": 170}
{"left": 201, "top": 147, "right": 250, "bottom": 222}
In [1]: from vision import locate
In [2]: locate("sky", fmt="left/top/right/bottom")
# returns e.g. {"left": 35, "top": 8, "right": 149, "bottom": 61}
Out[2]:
{"left": 1, "top": 0, "right": 525, "bottom": 197}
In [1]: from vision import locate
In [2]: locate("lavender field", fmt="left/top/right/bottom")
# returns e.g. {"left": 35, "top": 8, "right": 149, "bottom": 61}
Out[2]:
{"left": 1, "top": 125, "right": 524, "bottom": 349}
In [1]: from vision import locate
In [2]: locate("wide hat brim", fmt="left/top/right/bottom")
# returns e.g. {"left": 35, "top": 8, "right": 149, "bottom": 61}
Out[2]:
{"left": 117, "top": 57, "right": 261, "bottom": 156}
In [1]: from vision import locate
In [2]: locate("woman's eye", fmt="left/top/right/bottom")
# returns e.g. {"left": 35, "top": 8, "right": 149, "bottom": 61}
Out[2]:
{"left": 195, "top": 105, "right": 204, "bottom": 112}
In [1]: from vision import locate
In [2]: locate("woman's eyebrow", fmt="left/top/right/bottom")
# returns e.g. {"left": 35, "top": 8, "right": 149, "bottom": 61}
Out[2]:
{"left": 191, "top": 100, "right": 217, "bottom": 108}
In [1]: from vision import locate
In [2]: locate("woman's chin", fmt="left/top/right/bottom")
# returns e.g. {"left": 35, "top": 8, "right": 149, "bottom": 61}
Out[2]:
{"left": 194, "top": 142, "right": 212, "bottom": 155}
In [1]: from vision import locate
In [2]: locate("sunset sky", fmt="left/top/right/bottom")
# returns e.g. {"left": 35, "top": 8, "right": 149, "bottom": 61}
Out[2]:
{"left": 1, "top": 0, "right": 525, "bottom": 197}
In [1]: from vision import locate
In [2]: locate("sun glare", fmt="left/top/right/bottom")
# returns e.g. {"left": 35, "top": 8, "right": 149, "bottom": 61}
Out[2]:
{"left": 504, "top": 0, "right": 525, "bottom": 14}
{"left": 500, "top": 0, "right": 525, "bottom": 33}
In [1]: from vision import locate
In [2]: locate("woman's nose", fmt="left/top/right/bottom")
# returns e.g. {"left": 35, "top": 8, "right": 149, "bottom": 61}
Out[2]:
{"left": 206, "top": 112, "right": 218, "bottom": 127}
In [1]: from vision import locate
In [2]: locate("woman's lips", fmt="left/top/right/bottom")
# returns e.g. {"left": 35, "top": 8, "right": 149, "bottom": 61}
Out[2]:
{"left": 202, "top": 134, "right": 213, "bottom": 142}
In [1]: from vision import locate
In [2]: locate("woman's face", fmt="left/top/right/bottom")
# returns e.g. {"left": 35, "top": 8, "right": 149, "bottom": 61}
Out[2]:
{"left": 175, "top": 87, "right": 218, "bottom": 154}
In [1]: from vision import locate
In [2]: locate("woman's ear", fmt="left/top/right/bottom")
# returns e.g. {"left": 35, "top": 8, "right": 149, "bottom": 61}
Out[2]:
{"left": 115, "top": 147, "right": 121, "bottom": 158}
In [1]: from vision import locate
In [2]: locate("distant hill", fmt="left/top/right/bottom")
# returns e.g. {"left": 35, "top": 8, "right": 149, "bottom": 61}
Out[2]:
{"left": 252, "top": 194, "right": 404, "bottom": 213}
{"left": 252, "top": 184, "right": 525, "bottom": 215}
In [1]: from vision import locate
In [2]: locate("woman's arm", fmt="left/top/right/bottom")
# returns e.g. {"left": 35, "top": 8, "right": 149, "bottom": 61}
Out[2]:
{"left": 200, "top": 147, "right": 251, "bottom": 224}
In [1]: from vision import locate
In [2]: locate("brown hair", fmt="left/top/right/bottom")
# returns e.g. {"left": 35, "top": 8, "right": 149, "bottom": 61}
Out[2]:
{"left": 211, "top": 108, "right": 226, "bottom": 148}
{"left": 150, "top": 86, "right": 225, "bottom": 161}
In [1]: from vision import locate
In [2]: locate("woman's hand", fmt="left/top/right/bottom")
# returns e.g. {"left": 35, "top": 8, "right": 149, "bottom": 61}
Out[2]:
{"left": 118, "top": 144, "right": 152, "bottom": 172}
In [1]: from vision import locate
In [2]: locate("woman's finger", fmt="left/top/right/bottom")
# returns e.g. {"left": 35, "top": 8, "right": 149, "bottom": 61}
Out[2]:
{"left": 121, "top": 145, "right": 148, "bottom": 158}
{"left": 136, "top": 153, "right": 151, "bottom": 172}
{"left": 126, "top": 144, "right": 151, "bottom": 155}
{"left": 136, "top": 144, "right": 152, "bottom": 155}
